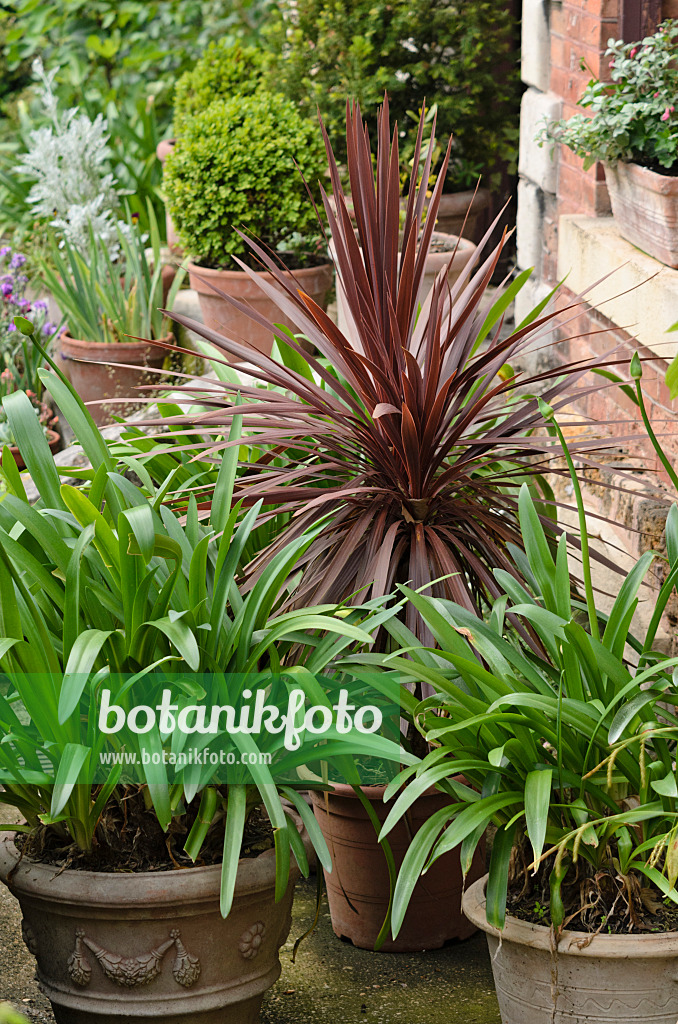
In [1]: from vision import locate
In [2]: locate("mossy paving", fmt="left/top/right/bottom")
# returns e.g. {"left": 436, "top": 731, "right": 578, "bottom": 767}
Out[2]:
{"left": 0, "top": 874, "right": 500, "bottom": 1024}
{"left": 262, "top": 876, "right": 500, "bottom": 1024}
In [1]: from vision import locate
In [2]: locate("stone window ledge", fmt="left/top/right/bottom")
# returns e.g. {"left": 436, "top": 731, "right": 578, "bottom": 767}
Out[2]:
{"left": 557, "top": 215, "right": 678, "bottom": 362}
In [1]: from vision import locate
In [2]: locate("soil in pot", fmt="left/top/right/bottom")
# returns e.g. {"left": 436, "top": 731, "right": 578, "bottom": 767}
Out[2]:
{"left": 60, "top": 332, "right": 174, "bottom": 427}
{"left": 187, "top": 258, "right": 334, "bottom": 358}
{"left": 463, "top": 874, "right": 678, "bottom": 1024}
{"left": 0, "top": 804, "right": 310, "bottom": 1024}
{"left": 310, "top": 784, "right": 485, "bottom": 953}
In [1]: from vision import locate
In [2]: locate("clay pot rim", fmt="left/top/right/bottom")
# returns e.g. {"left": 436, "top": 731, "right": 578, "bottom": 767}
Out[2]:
{"left": 463, "top": 873, "right": 678, "bottom": 956}
{"left": 187, "top": 259, "right": 333, "bottom": 282}
{"left": 308, "top": 781, "right": 463, "bottom": 802}
{"left": 60, "top": 331, "right": 174, "bottom": 352}
{"left": 0, "top": 819, "right": 308, "bottom": 907}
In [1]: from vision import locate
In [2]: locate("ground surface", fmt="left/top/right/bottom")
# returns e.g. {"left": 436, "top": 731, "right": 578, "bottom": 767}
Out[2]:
{"left": 1, "top": 872, "right": 500, "bottom": 1024}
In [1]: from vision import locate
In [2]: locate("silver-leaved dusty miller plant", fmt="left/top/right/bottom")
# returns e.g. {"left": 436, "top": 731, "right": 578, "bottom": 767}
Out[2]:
{"left": 17, "top": 60, "right": 129, "bottom": 258}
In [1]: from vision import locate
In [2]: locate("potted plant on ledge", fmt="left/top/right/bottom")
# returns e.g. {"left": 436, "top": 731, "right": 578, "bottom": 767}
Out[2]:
{"left": 540, "top": 19, "right": 678, "bottom": 268}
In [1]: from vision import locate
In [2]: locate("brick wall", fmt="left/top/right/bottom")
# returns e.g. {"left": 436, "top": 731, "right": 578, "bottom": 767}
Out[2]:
{"left": 517, "top": 0, "right": 678, "bottom": 566}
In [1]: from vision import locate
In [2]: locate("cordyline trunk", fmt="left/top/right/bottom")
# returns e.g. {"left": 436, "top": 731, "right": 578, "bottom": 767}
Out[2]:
{"left": 151, "top": 98, "right": 635, "bottom": 645}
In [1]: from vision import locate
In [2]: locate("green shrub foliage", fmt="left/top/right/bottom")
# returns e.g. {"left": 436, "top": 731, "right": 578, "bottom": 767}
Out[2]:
{"left": 163, "top": 92, "right": 325, "bottom": 267}
{"left": 266, "top": 0, "right": 520, "bottom": 190}
{"left": 173, "top": 39, "right": 267, "bottom": 133}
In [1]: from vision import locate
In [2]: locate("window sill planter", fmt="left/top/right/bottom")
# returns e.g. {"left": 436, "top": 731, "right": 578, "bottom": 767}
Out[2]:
{"left": 463, "top": 874, "right": 678, "bottom": 1024}
{"left": 0, "top": 819, "right": 308, "bottom": 1024}
{"left": 186, "top": 261, "right": 334, "bottom": 357}
{"left": 604, "top": 162, "right": 678, "bottom": 269}
{"left": 310, "top": 784, "right": 484, "bottom": 953}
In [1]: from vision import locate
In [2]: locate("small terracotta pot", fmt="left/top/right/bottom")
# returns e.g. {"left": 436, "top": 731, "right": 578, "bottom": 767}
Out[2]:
{"left": 332, "top": 232, "right": 477, "bottom": 343}
{"left": 187, "top": 261, "right": 334, "bottom": 357}
{"left": 604, "top": 161, "right": 678, "bottom": 268}
{"left": 8, "top": 427, "right": 60, "bottom": 469}
{"left": 310, "top": 784, "right": 485, "bottom": 952}
{"left": 463, "top": 874, "right": 678, "bottom": 1024}
{"left": 433, "top": 188, "right": 492, "bottom": 243}
{"left": 59, "top": 332, "right": 173, "bottom": 427}
{"left": 0, "top": 819, "right": 309, "bottom": 1024}
{"left": 156, "top": 139, "right": 182, "bottom": 254}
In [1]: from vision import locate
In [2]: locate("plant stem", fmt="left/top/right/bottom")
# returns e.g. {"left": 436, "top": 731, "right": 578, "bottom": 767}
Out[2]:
{"left": 635, "top": 379, "right": 678, "bottom": 492}
{"left": 552, "top": 417, "right": 600, "bottom": 642}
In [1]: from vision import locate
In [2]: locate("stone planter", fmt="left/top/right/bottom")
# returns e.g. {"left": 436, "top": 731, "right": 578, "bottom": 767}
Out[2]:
{"left": 310, "top": 785, "right": 484, "bottom": 953}
{"left": 463, "top": 874, "right": 678, "bottom": 1024}
{"left": 59, "top": 332, "right": 174, "bottom": 427}
{"left": 604, "top": 162, "right": 678, "bottom": 268}
{"left": 0, "top": 822, "right": 308, "bottom": 1024}
{"left": 332, "top": 232, "right": 477, "bottom": 343}
{"left": 187, "top": 261, "right": 334, "bottom": 357}
{"left": 434, "top": 188, "right": 492, "bottom": 242}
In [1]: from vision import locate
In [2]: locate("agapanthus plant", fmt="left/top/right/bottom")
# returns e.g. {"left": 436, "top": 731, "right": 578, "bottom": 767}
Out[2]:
{"left": 158, "top": 99, "right": 628, "bottom": 641}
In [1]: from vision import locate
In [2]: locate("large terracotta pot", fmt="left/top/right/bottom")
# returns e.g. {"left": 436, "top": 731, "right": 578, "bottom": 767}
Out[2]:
{"left": 463, "top": 874, "right": 678, "bottom": 1024}
{"left": 187, "top": 261, "right": 334, "bottom": 357}
{"left": 604, "top": 161, "right": 678, "bottom": 268}
{"left": 59, "top": 333, "right": 173, "bottom": 426}
{"left": 309, "top": 785, "right": 484, "bottom": 953}
{"left": 156, "top": 139, "right": 182, "bottom": 254}
{"left": 332, "top": 232, "right": 477, "bottom": 343}
{"left": 0, "top": 822, "right": 308, "bottom": 1024}
{"left": 434, "top": 188, "right": 492, "bottom": 242}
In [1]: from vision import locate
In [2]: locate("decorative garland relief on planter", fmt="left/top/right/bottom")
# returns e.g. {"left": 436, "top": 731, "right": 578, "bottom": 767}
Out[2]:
{"left": 67, "top": 928, "right": 201, "bottom": 989}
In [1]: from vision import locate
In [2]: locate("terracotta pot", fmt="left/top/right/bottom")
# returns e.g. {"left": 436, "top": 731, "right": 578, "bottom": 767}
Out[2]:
{"left": 309, "top": 785, "right": 484, "bottom": 952}
{"left": 332, "top": 232, "right": 477, "bottom": 343}
{"left": 156, "top": 139, "right": 182, "bottom": 254}
{"left": 431, "top": 188, "right": 492, "bottom": 242}
{"left": 0, "top": 820, "right": 309, "bottom": 1024}
{"left": 59, "top": 333, "right": 173, "bottom": 427}
{"left": 187, "top": 261, "right": 334, "bottom": 357}
{"left": 9, "top": 427, "right": 60, "bottom": 469}
{"left": 463, "top": 874, "right": 678, "bottom": 1024}
{"left": 604, "top": 162, "right": 678, "bottom": 268}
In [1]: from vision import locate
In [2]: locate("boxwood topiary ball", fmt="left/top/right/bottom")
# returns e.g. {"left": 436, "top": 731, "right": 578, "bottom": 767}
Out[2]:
{"left": 164, "top": 91, "right": 325, "bottom": 269}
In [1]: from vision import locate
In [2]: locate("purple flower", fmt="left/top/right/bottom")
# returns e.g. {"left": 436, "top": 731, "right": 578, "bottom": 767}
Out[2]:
{"left": 9, "top": 253, "right": 26, "bottom": 270}
{"left": 42, "top": 321, "right": 56, "bottom": 336}
{"left": 1, "top": 281, "right": 12, "bottom": 297}
{"left": 7, "top": 321, "right": 15, "bottom": 332}
{"left": 19, "top": 298, "right": 30, "bottom": 311}
{"left": 32, "top": 299, "right": 48, "bottom": 313}
{"left": 0, "top": 246, "right": 10, "bottom": 260}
